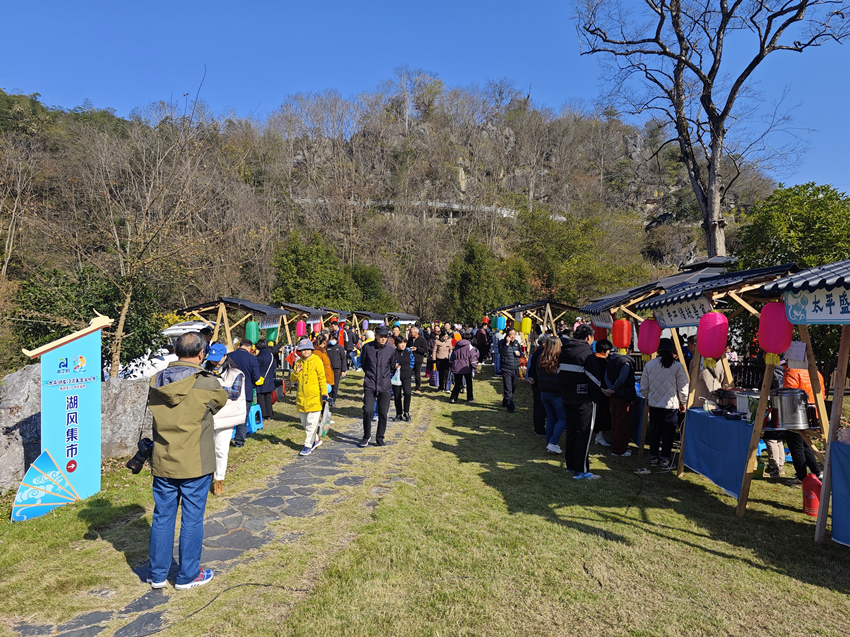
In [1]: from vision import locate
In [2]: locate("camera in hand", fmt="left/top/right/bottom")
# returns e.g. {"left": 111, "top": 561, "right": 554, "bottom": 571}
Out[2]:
{"left": 126, "top": 438, "right": 154, "bottom": 474}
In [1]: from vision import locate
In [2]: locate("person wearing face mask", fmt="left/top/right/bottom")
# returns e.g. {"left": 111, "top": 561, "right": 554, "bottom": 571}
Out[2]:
{"left": 325, "top": 332, "right": 348, "bottom": 403}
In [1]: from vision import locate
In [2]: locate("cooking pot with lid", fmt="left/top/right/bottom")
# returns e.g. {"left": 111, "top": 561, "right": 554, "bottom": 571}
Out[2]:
{"left": 769, "top": 388, "right": 809, "bottom": 430}
{"left": 710, "top": 389, "right": 741, "bottom": 409}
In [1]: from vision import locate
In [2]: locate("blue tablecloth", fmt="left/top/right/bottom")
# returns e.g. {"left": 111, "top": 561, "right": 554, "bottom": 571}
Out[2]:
{"left": 830, "top": 441, "right": 850, "bottom": 547}
{"left": 683, "top": 409, "right": 752, "bottom": 499}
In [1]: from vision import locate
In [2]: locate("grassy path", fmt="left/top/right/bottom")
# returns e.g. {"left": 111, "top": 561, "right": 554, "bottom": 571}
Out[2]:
{"left": 1, "top": 369, "right": 849, "bottom": 636}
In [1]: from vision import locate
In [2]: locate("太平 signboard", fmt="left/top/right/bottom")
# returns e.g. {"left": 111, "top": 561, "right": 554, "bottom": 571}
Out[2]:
{"left": 11, "top": 314, "right": 112, "bottom": 522}
{"left": 784, "top": 286, "right": 850, "bottom": 325}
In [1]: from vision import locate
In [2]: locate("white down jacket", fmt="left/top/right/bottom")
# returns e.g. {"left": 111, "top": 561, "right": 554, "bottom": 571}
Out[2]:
{"left": 640, "top": 358, "right": 689, "bottom": 409}
{"left": 213, "top": 367, "right": 247, "bottom": 430}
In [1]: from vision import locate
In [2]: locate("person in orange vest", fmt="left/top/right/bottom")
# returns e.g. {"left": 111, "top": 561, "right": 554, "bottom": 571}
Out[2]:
{"left": 782, "top": 362, "right": 823, "bottom": 486}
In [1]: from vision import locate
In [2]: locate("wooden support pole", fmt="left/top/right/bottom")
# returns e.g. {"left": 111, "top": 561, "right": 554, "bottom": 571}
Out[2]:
{"left": 671, "top": 328, "right": 689, "bottom": 381}
{"left": 727, "top": 291, "right": 761, "bottom": 318}
{"left": 720, "top": 355, "right": 734, "bottom": 390}
{"left": 230, "top": 313, "right": 251, "bottom": 332}
{"left": 224, "top": 311, "right": 233, "bottom": 352}
{"left": 211, "top": 303, "right": 224, "bottom": 343}
{"left": 677, "top": 353, "right": 702, "bottom": 477}
{"left": 283, "top": 315, "right": 292, "bottom": 345}
{"left": 799, "top": 324, "right": 831, "bottom": 440}
{"left": 190, "top": 311, "right": 215, "bottom": 329}
{"left": 815, "top": 325, "right": 850, "bottom": 542}
{"left": 800, "top": 432, "right": 825, "bottom": 465}
{"left": 621, "top": 306, "right": 644, "bottom": 323}
{"left": 736, "top": 363, "right": 775, "bottom": 517}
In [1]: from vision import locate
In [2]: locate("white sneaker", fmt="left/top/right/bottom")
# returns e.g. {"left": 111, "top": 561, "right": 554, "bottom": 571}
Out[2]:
{"left": 595, "top": 432, "right": 611, "bottom": 447}
{"left": 546, "top": 443, "right": 563, "bottom": 454}
{"left": 612, "top": 449, "right": 632, "bottom": 457}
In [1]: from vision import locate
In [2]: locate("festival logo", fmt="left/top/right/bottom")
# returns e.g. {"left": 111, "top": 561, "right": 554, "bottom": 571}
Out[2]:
{"left": 57, "top": 358, "right": 69, "bottom": 375}
{"left": 73, "top": 355, "right": 87, "bottom": 373}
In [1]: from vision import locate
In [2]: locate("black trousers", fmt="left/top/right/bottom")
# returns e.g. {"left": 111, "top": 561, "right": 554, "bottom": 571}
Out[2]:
{"left": 331, "top": 371, "right": 342, "bottom": 402}
{"left": 648, "top": 407, "right": 678, "bottom": 460}
{"left": 233, "top": 401, "right": 253, "bottom": 445}
{"left": 450, "top": 373, "right": 473, "bottom": 402}
{"left": 363, "top": 390, "right": 391, "bottom": 442}
{"left": 437, "top": 359, "right": 451, "bottom": 391}
{"left": 785, "top": 431, "right": 821, "bottom": 480}
{"left": 563, "top": 401, "right": 596, "bottom": 474}
{"left": 413, "top": 355, "right": 424, "bottom": 391}
{"left": 502, "top": 369, "right": 519, "bottom": 404}
{"left": 257, "top": 392, "right": 273, "bottom": 419}
{"left": 393, "top": 378, "right": 412, "bottom": 415}
{"left": 531, "top": 385, "right": 546, "bottom": 434}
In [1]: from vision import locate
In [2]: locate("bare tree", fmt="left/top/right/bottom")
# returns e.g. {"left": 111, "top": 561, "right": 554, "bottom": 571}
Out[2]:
{"left": 0, "top": 133, "right": 42, "bottom": 278}
{"left": 576, "top": 0, "right": 850, "bottom": 256}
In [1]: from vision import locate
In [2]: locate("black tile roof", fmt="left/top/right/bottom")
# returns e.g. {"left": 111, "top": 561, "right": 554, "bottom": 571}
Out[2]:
{"left": 320, "top": 308, "right": 350, "bottom": 321}
{"left": 181, "top": 297, "right": 290, "bottom": 316}
{"left": 761, "top": 258, "right": 850, "bottom": 295}
{"left": 353, "top": 310, "right": 387, "bottom": 321}
{"left": 579, "top": 268, "right": 726, "bottom": 314}
{"left": 387, "top": 312, "right": 420, "bottom": 321}
{"left": 636, "top": 263, "right": 798, "bottom": 310}
{"left": 487, "top": 302, "right": 523, "bottom": 313}
{"left": 275, "top": 302, "right": 327, "bottom": 316}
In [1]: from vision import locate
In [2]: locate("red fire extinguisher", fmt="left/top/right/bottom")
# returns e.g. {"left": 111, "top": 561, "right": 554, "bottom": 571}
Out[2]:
{"left": 802, "top": 474, "right": 822, "bottom": 517}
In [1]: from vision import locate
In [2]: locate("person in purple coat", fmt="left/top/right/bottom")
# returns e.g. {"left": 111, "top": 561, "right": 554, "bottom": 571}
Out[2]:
{"left": 449, "top": 338, "right": 479, "bottom": 404}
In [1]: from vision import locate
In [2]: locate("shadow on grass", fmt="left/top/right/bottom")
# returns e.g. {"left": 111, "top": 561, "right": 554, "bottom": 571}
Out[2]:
{"left": 77, "top": 497, "right": 150, "bottom": 578}
{"left": 433, "top": 378, "right": 850, "bottom": 595}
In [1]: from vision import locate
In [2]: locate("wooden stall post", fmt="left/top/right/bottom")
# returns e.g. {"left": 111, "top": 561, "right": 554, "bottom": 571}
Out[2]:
{"left": 677, "top": 353, "right": 702, "bottom": 477}
{"left": 671, "top": 328, "right": 689, "bottom": 381}
{"left": 814, "top": 325, "right": 850, "bottom": 542}
{"left": 799, "top": 325, "right": 831, "bottom": 439}
{"left": 736, "top": 363, "right": 776, "bottom": 517}
{"left": 211, "top": 302, "right": 225, "bottom": 342}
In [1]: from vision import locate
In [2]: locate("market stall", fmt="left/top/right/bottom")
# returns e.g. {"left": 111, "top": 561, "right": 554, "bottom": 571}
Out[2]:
{"left": 352, "top": 310, "right": 387, "bottom": 335}
{"left": 760, "top": 258, "right": 850, "bottom": 542}
{"left": 510, "top": 300, "right": 580, "bottom": 336}
{"left": 386, "top": 311, "right": 420, "bottom": 326}
{"left": 179, "top": 297, "right": 290, "bottom": 351}
{"left": 274, "top": 303, "right": 328, "bottom": 343}
{"left": 633, "top": 263, "right": 800, "bottom": 486}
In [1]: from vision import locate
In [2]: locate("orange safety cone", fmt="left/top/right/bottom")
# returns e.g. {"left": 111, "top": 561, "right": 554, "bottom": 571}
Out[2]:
{"left": 802, "top": 474, "right": 822, "bottom": 517}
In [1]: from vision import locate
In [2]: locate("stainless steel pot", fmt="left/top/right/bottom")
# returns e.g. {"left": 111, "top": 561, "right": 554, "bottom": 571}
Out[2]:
{"left": 711, "top": 389, "right": 741, "bottom": 409}
{"left": 769, "top": 388, "right": 809, "bottom": 429}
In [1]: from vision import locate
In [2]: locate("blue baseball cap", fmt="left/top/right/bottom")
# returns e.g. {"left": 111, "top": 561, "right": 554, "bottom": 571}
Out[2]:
{"left": 206, "top": 343, "right": 228, "bottom": 362}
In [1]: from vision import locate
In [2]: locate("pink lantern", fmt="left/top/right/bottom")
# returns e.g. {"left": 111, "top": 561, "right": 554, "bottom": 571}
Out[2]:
{"left": 311, "top": 322, "right": 321, "bottom": 333}
{"left": 638, "top": 319, "right": 662, "bottom": 362}
{"left": 759, "top": 301, "right": 793, "bottom": 366}
{"left": 295, "top": 320, "right": 306, "bottom": 337}
{"left": 697, "top": 311, "right": 728, "bottom": 369}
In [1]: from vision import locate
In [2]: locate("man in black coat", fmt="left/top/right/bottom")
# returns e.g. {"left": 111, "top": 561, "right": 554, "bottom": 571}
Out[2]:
{"left": 408, "top": 326, "right": 429, "bottom": 393}
{"left": 499, "top": 328, "right": 522, "bottom": 413}
{"left": 325, "top": 334, "right": 348, "bottom": 402}
{"left": 359, "top": 325, "right": 395, "bottom": 447}
{"left": 558, "top": 324, "right": 603, "bottom": 480}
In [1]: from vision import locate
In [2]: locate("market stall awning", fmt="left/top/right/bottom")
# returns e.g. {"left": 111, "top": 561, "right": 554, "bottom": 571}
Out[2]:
{"left": 181, "top": 297, "right": 290, "bottom": 318}
{"left": 353, "top": 310, "right": 387, "bottom": 322}
{"left": 511, "top": 299, "right": 579, "bottom": 315}
{"left": 761, "top": 258, "right": 850, "bottom": 296}
{"left": 635, "top": 263, "right": 798, "bottom": 310}
{"left": 486, "top": 302, "right": 523, "bottom": 314}
{"left": 320, "top": 307, "right": 351, "bottom": 322}
{"left": 387, "top": 312, "right": 420, "bottom": 323}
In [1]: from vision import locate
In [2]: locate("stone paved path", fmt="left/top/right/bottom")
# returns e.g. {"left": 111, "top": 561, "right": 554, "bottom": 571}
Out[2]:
{"left": 12, "top": 408, "right": 432, "bottom": 637}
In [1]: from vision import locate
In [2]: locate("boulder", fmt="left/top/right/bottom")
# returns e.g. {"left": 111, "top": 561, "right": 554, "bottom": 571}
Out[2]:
{"left": 101, "top": 377, "right": 152, "bottom": 458}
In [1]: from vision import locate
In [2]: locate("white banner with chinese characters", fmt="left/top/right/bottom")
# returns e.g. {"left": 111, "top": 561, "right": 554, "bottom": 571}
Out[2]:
{"left": 653, "top": 296, "right": 713, "bottom": 328}
{"left": 784, "top": 286, "right": 850, "bottom": 324}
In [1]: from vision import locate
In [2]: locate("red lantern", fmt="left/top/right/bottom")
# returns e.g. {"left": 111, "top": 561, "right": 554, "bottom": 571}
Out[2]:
{"left": 759, "top": 301, "right": 793, "bottom": 366}
{"left": 482, "top": 316, "right": 490, "bottom": 325}
{"left": 592, "top": 325, "right": 608, "bottom": 342}
{"left": 697, "top": 311, "right": 728, "bottom": 369}
{"left": 612, "top": 319, "right": 631, "bottom": 352}
{"left": 638, "top": 319, "right": 662, "bottom": 362}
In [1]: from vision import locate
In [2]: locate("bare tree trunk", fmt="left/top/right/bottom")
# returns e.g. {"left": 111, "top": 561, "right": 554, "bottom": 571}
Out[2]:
{"left": 1, "top": 197, "right": 18, "bottom": 278}
{"left": 109, "top": 283, "right": 133, "bottom": 378}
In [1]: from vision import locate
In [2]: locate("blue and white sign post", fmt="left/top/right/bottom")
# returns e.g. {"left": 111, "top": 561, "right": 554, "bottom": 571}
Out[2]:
{"left": 11, "top": 314, "right": 113, "bottom": 522}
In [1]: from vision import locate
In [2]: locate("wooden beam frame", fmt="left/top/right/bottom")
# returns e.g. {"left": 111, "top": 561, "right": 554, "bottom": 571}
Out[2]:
{"left": 815, "top": 324, "right": 850, "bottom": 542}
{"left": 620, "top": 306, "right": 645, "bottom": 323}
{"left": 798, "top": 325, "right": 831, "bottom": 441}
{"left": 727, "top": 291, "right": 761, "bottom": 318}
{"left": 737, "top": 363, "right": 775, "bottom": 517}
{"left": 671, "top": 328, "right": 689, "bottom": 381}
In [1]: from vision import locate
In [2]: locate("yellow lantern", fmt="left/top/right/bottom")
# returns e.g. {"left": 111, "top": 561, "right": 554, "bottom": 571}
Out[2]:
{"left": 521, "top": 317, "right": 532, "bottom": 334}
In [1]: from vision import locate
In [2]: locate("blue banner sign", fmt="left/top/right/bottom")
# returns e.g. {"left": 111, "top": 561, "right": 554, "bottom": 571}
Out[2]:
{"left": 39, "top": 330, "right": 102, "bottom": 502}
{"left": 784, "top": 286, "right": 850, "bottom": 325}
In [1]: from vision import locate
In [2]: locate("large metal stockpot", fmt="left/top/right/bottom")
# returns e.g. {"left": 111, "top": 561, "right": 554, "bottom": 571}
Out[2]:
{"left": 769, "top": 388, "right": 809, "bottom": 429}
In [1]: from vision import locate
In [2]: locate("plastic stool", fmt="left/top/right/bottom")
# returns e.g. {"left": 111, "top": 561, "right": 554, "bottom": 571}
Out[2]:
{"left": 231, "top": 405, "right": 264, "bottom": 439}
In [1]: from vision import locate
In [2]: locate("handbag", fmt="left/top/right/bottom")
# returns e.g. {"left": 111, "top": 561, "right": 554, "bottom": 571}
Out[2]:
{"left": 391, "top": 368, "right": 402, "bottom": 386}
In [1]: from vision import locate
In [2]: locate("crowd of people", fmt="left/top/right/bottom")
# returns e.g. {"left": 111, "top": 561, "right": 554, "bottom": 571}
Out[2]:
{"left": 142, "top": 314, "right": 824, "bottom": 590}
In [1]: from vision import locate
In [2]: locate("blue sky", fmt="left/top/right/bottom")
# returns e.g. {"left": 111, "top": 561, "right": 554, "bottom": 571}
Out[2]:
{"left": 3, "top": 1, "right": 848, "bottom": 191}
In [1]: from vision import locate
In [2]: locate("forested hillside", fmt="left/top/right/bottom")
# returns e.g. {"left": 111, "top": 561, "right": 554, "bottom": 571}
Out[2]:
{"left": 0, "top": 71, "right": 776, "bottom": 372}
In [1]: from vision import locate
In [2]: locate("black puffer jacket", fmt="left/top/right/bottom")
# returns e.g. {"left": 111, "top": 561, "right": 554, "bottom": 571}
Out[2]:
{"left": 499, "top": 338, "right": 522, "bottom": 371}
{"left": 557, "top": 338, "right": 602, "bottom": 404}
{"left": 361, "top": 339, "right": 396, "bottom": 393}
{"left": 326, "top": 342, "right": 348, "bottom": 373}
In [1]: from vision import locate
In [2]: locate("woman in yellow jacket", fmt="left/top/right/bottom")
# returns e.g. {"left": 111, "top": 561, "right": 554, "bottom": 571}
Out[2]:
{"left": 291, "top": 339, "right": 328, "bottom": 456}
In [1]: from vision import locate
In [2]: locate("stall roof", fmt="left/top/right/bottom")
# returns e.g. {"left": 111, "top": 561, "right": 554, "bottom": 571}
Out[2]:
{"left": 353, "top": 310, "right": 387, "bottom": 321}
{"left": 320, "top": 307, "right": 351, "bottom": 322}
{"left": 761, "top": 258, "right": 850, "bottom": 295}
{"left": 487, "top": 302, "right": 523, "bottom": 314}
{"left": 580, "top": 267, "right": 726, "bottom": 314}
{"left": 275, "top": 302, "right": 327, "bottom": 316}
{"left": 636, "top": 263, "right": 798, "bottom": 310}
{"left": 181, "top": 297, "right": 290, "bottom": 317}
{"left": 512, "top": 299, "right": 579, "bottom": 314}
{"left": 387, "top": 312, "right": 420, "bottom": 321}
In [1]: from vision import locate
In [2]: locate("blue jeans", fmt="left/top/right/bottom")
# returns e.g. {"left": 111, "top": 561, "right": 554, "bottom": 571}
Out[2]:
{"left": 541, "top": 391, "right": 566, "bottom": 446}
{"left": 494, "top": 349, "right": 501, "bottom": 374}
{"left": 149, "top": 474, "right": 211, "bottom": 585}
{"left": 348, "top": 351, "right": 359, "bottom": 370}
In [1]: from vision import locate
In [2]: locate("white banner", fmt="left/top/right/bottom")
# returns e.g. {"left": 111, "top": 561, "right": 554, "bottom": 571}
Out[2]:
{"left": 587, "top": 311, "right": 613, "bottom": 329}
{"left": 653, "top": 296, "right": 712, "bottom": 328}
{"left": 258, "top": 314, "right": 280, "bottom": 329}
{"left": 785, "top": 286, "right": 850, "bottom": 324}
